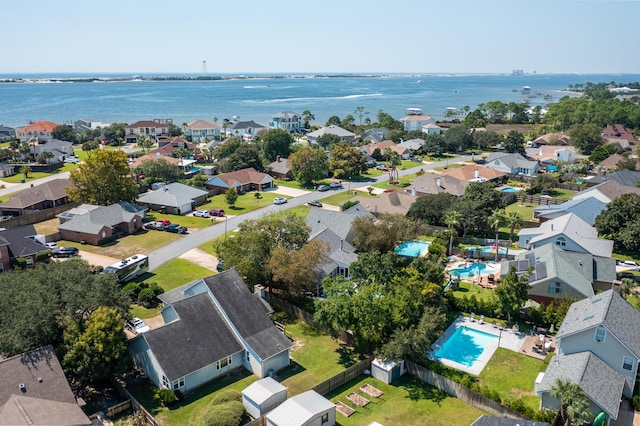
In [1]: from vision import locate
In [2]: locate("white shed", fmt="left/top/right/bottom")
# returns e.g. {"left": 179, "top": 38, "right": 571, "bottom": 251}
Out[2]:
{"left": 266, "top": 390, "right": 335, "bottom": 426}
{"left": 371, "top": 358, "right": 405, "bottom": 385}
{"left": 242, "top": 377, "right": 287, "bottom": 419}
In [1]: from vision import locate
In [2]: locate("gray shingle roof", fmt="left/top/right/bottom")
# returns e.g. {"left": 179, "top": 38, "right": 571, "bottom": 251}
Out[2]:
{"left": 203, "top": 271, "right": 292, "bottom": 360}
{"left": 586, "top": 169, "right": 640, "bottom": 187}
{"left": 534, "top": 196, "right": 607, "bottom": 226}
{"left": 143, "top": 292, "right": 244, "bottom": 381}
{"left": 0, "top": 178, "right": 69, "bottom": 209}
{"left": 0, "top": 225, "right": 47, "bottom": 258}
{"left": 471, "top": 415, "right": 550, "bottom": 426}
{"left": 486, "top": 152, "right": 539, "bottom": 171}
{"left": 557, "top": 289, "right": 640, "bottom": 357}
{"left": 58, "top": 202, "right": 144, "bottom": 234}
{"left": 309, "top": 228, "right": 357, "bottom": 274}
{"left": 537, "top": 351, "right": 624, "bottom": 419}
{"left": 305, "top": 204, "right": 373, "bottom": 244}
{"left": 137, "top": 182, "right": 208, "bottom": 207}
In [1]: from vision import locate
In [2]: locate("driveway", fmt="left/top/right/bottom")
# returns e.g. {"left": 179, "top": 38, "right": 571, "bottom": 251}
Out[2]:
{"left": 178, "top": 248, "right": 219, "bottom": 271}
{"left": 78, "top": 251, "right": 119, "bottom": 268}
{"left": 268, "top": 185, "right": 311, "bottom": 197}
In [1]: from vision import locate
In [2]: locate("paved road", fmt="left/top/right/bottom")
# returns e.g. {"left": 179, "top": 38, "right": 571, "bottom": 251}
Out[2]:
{"left": 0, "top": 171, "right": 71, "bottom": 197}
{"left": 147, "top": 155, "right": 473, "bottom": 270}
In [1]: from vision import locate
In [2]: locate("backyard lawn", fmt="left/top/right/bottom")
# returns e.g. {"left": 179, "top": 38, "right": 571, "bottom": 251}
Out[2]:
{"left": 327, "top": 374, "right": 487, "bottom": 426}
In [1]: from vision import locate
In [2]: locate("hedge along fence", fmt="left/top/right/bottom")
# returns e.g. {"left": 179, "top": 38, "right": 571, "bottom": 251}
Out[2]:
{"left": 405, "top": 360, "right": 524, "bottom": 419}
{"left": 312, "top": 358, "right": 373, "bottom": 396}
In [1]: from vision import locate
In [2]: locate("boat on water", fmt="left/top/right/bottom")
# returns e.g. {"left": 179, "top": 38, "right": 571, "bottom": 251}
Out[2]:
{"left": 543, "top": 94, "right": 553, "bottom": 100}
{"left": 522, "top": 98, "right": 530, "bottom": 104}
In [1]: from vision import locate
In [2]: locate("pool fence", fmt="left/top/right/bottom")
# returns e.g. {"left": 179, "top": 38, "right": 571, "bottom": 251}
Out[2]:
{"left": 405, "top": 360, "right": 525, "bottom": 420}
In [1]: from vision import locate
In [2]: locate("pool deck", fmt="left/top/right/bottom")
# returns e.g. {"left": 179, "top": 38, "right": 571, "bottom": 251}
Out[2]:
{"left": 446, "top": 259, "right": 501, "bottom": 286}
{"left": 429, "top": 315, "right": 526, "bottom": 375}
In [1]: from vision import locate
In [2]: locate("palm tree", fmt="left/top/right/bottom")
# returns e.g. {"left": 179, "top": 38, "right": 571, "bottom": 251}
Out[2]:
{"left": 488, "top": 209, "right": 506, "bottom": 262}
{"left": 549, "top": 379, "right": 592, "bottom": 426}
{"left": 20, "top": 165, "right": 31, "bottom": 179}
{"left": 505, "top": 211, "right": 523, "bottom": 257}
{"left": 444, "top": 210, "right": 462, "bottom": 256}
{"left": 620, "top": 278, "right": 636, "bottom": 300}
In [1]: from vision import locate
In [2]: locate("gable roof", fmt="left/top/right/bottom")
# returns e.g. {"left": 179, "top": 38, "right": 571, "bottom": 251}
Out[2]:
{"left": 17, "top": 120, "right": 60, "bottom": 134}
{"left": 519, "top": 213, "right": 613, "bottom": 258}
{"left": 360, "top": 140, "right": 409, "bottom": 157}
{"left": 587, "top": 169, "right": 640, "bottom": 187}
{"left": 242, "top": 377, "right": 287, "bottom": 404}
{"left": 202, "top": 271, "right": 291, "bottom": 360}
{"left": 598, "top": 153, "right": 626, "bottom": 170}
{"left": 533, "top": 132, "right": 570, "bottom": 145}
{"left": 186, "top": 119, "right": 219, "bottom": 129}
{"left": 440, "top": 164, "right": 506, "bottom": 182}
{"left": 486, "top": 152, "right": 539, "bottom": 171}
{"left": 557, "top": 289, "right": 640, "bottom": 357}
{"left": 309, "top": 228, "right": 357, "bottom": 274}
{"left": 206, "top": 167, "right": 273, "bottom": 188}
{"left": 361, "top": 128, "right": 388, "bottom": 143}
{"left": 577, "top": 179, "right": 640, "bottom": 203}
{"left": 307, "top": 125, "right": 355, "bottom": 139}
{"left": 537, "top": 351, "right": 624, "bottom": 419}
{"left": 142, "top": 292, "right": 244, "bottom": 380}
{"left": 305, "top": 204, "right": 374, "bottom": 244}
{"left": 0, "top": 345, "right": 90, "bottom": 425}
{"left": 406, "top": 173, "right": 467, "bottom": 197}
{"left": 534, "top": 196, "right": 607, "bottom": 226}
{"left": 352, "top": 191, "right": 416, "bottom": 216}
{"left": 58, "top": 202, "right": 145, "bottom": 234}
{"left": 398, "top": 138, "right": 425, "bottom": 151}
{"left": 227, "top": 120, "right": 265, "bottom": 131}
{"left": 0, "top": 225, "right": 47, "bottom": 258}
{"left": 0, "top": 179, "right": 69, "bottom": 209}
{"left": 525, "top": 145, "right": 576, "bottom": 163}
{"left": 266, "top": 390, "right": 334, "bottom": 425}
{"left": 137, "top": 182, "right": 208, "bottom": 207}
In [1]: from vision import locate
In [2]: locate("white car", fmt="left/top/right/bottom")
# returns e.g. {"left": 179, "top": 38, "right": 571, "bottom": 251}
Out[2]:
{"left": 128, "top": 317, "right": 150, "bottom": 334}
{"left": 45, "top": 242, "right": 58, "bottom": 250}
{"left": 193, "top": 209, "right": 210, "bottom": 218}
{"left": 273, "top": 197, "right": 288, "bottom": 205}
{"left": 64, "top": 156, "right": 79, "bottom": 164}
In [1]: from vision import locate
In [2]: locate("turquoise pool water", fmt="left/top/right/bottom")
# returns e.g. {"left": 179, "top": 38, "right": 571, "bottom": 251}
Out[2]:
{"left": 469, "top": 246, "right": 508, "bottom": 255}
{"left": 449, "top": 262, "right": 495, "bottom": 278}
{"left": 501, "top": 187, "right": 521, "bottom": 193}
{"left": 395, "top": 241, "right": 430, "bottom": 257}
{"left": 435, "top": 326, "right": 498, "bottom": 367}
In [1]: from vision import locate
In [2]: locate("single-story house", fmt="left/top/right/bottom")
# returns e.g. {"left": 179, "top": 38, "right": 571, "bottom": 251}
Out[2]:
{"left": 129, "top": 153, "right": 182, "bottom": 170}
{"left": 128, "top": 270, "right": 292, "bottom": 393}
{"left": 205, "top": 167, "right": 274, "bottom": 194}
{"left": 360, "top": 140, "right": 410, "bottom": 160}
{"left": 532, "top": 132, "right": 570, "bottom": 146}
{"left": 352, "top": 191, "right": 416, "bottom": 216}
{"left": 267, "top": 156, "right": 293, "bottom": 180}
{"left": 422, "top": 123, "right": 444, "bottom": 135}
{"left": 0, "top": 163, "right": 15, "bottom": 177}
{"left": 533, "top": 196, "right": 607, "bottom": 225}
{"left": 151, "top": 137, "right": 197, "bottom": 157}
{"left": 0, "top": 345, "right": 91, "bottom": 425}
{"left": 242, "top": 377, "right": 287, "bottom": 419}
{"left": 440, "top": 164, "right": 507, "bottom": 183}
{"left": 406, "top": 173, "right": 467, "bottom": 197}
{"left": 0, "top": 225, "right": 51, "bottom": 271}
{"left": 585, "top": 169, "right": 640, "bottom": 188}
{"left": 573, "top": 179, "right": 640, "bottom": 204}
{"left": 525, "top": 145, "right": 577, "bottom": 165}
{"left": 183, "top": 119, "right": 220, "bottom": 143}
{"left": 0, "top": 178, "right": 70, "bottom": 217}
{"left": 485, "top": 152, "right": 540, "bottom": 176}
{"left": 137, "top": 182, "right": 208, "bottom": 215}
{"left": 597, "top": 154, "right": 628, "bottom": 171}
{"left": 397, "top": 138, "right": 425, "bottom": 152}
{"left": 517, "top": 213, "right": 613, "bottom": 258}
{"left": 305, "top": 203, "right": 374, "bottom": 246}
{"left": 16, "top": 120, "right": 61, "bottom": 143}
{"left": 500, "top": 244, "right": 616, "bottom": 305}
{"left": 265, "top": 390, "right": 335, "bottom": 426}
{"left": 535, "top": 290, "right": 640, "bottom": 422}
{"left": 58, "top": 202, "right": 146, "bottom": 245}
{"left": 306, "top": 125, "right": 356, "bottom": 144}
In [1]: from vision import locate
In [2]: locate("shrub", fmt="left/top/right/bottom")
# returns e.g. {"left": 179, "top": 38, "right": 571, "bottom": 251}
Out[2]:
{"left": 632, "top": 395, "right": 640, "bottom": 411}
{"left": 11, "top": 257, "right": 27, "bottom": 269}
{"left": 123, "top": 282, "right": 142, "bottom": 300}
{"left": 203, "top": 401, "right": 244, "bottom": 426}
{"left": 97, "top": 235, "right": 117, "bottom": 246}
{"left": 341, "top": 200, "right": 360, "bottom": 211}
{"left": 35, "top": 250, "right": 51, "bottom": 262}
{"left": 157, "top": 388, "right": 178, "bottom": 407}
{"left": 138, "top": 288, "right": 158, "bottom": 308}
{"left": 210, "top": 389, "right": 242, "bottom": 406}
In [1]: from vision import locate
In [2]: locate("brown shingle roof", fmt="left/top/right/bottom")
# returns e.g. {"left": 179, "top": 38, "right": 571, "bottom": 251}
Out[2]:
{"left": 441, "top": 164, "right": 506, "bottom": 181}
{"left": 0, "top": 179, "right": 69, "bottom": 209}
{"left": 216, "top": 167, "right": 271, "bottom": 186}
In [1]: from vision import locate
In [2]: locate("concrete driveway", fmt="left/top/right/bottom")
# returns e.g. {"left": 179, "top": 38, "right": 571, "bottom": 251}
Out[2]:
{"left": 78, "top": 251, "right": 119, "bottom": 268}
{"left": 268, "top": 185, "right": 311, "bottom": 197}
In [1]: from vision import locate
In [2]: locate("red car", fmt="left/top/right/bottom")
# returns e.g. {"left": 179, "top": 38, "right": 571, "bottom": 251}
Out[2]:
{"left": 158, "top": 219, "right": 171, "bottom": 226}
{"left": 383, "top": 189, "right": 397, "bottom": 193}
{"left": 209, "top": 208, "right": 225, "bottom": 217}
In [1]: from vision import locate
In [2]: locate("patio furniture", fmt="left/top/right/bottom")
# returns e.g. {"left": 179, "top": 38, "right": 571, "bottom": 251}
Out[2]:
{"left": 347, "top": 392, "right": 370, "bottom": 407}
{"left": 470, "top": 312, "right": 475, "bottom": 322}
{"left": 360, "top": 383, "right": 383, "bottom": 398}
{"left": 335, "top": 401, "right": 355, "bottom": 417}
{"left": 479, "top": 315, "right": 485, "bottom": 324}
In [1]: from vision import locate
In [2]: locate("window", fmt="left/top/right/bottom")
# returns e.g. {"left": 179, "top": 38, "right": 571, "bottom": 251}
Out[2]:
{"left": 162, "top": 375, "right": 170, "bottom": 388}
{"left": 246, "top": 353, "right": 250, "bottom": 362}
{"left": 321, "top": 413, "right": 329, "bottom": 424}
{"left": 217, "top": 356, "right": 231, "bottom": 370}
{"left": 548, "top": 282, "right": 562, "bottom": 294}
{"left": 595, "top": 326, "right": 606, "bottom": 343}
{"left": 623, "top": 356, "right": 634, "bottom": 371}
{"left": 172, "top": 377, "right": 185, "bottom": 390}
{"left": 555, "top": 237, "right": 566, "bottom": 247}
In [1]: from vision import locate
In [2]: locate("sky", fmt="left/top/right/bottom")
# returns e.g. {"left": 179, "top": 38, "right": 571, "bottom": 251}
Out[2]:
{"left": 2, "top": 0, "right": 639, "bottom": 75}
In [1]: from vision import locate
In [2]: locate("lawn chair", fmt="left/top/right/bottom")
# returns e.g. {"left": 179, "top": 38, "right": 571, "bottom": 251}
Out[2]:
{"left": 479, "top": 315, "right": 485, "bottom": 324}
{"left": 470, "top": 312, "right": 475, "bottom": 322}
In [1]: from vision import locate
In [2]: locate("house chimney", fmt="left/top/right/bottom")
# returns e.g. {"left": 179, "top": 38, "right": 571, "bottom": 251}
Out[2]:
{"left": 254, "top": 284, "right": 265, "bottom": 299}
{"left": 474, "top": 168, "right": 479, "bottom": 179}
{"left": 277, "top": 155, "right": 281, "bottom": 162}
{"left": 436, "top": 177, "right": 442, "bottom": 188}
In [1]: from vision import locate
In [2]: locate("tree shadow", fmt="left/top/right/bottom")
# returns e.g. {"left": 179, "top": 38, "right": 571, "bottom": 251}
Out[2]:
{"left": 335, "top": 344, "right": 364, "bottom": 367}
{"left": 399, "top": 376, "right": 448, "bottom": 405}
{"left": 273, "top": 361, "right": 306, "bottom": 382}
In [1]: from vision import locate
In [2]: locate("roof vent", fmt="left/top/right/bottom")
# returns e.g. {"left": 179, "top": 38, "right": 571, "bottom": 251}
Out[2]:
{"left": 37, "top": 377, "right": 42, "bottom": 383}
{"left": 19, "top": 383, "right": 25, "bottom": 392}
{"left": 592, "top": 296, "right": 602, "bottom": 304}
{"left": 583, "top": 314, "right": 594, "bottom": 321}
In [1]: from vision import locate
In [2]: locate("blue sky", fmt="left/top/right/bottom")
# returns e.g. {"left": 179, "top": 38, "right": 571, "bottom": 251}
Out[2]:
{"left": 3, "top": 0, "right": 639, "bottom": 75}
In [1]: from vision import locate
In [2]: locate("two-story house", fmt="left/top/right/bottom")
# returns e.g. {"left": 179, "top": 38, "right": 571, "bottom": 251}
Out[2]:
{"left": 269, "top": 111, "right": 302, "bottom": 133}
{"left": 399, "top": 108, "right": 435, "bottom": 132}
{"left": 128, "top": 270, "right": 292, "bottom": 394}
{"left": 183, "top": 120, "right": 220, "bottom": 143}
{"left": 535, "top": 290, "right": 640, "bottom": 422}
{"left": 124, "top": 120, "right": 171, "bottom": 143}
{"left": 16, "top": 120, "right": 61, "bottom": 142}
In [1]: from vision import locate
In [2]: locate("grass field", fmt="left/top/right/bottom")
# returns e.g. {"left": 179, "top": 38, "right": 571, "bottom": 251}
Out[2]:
{"left": 321, "top": 190, "right": 376, "bottom": 207}
{"left": 197, "top": 191, "right": 284, "bottom": 214}
{"left": 57, "top": 230, "right": 181, "bottom": 259}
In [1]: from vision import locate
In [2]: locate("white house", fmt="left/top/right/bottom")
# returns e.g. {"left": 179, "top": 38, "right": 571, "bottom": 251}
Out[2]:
{"left": 307, "top": 125, "right": 356, "bottom": 144}
{"left": 485, "top": 152, "right": 540, "bottom": 176}
{"left": 269, "top": 111, "right": 303, "bottom": 133}
{"left": 128, "top": 270, "right": 292, "bottom": 394}
{"left": 184, "top": 120, "right": 220, "bottom": 143}
{"left": 525, "top": 145, "right": 577, "bottom": 165}
{"left": 536, "top": 290, "right": 640, "bottom": 422}
{"left": 265, "top": 390, "right": 335, "bottom": 426}
{"left": 125, "top": 120, "right": 171, "bottom": 142}
{"left": 399, "top": 108, "right": 435, "bottom": 132}
{"left": 518, "top": 213, "right": 613, "bottom": 258}
{"left": 16, "top": 120, "right": 60, "bottom": 142}
{"left": 242, "top": 377, "right": 287, "bottom": 419}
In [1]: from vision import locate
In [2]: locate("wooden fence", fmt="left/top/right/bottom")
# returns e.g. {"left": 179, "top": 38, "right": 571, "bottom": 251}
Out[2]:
{"left": 106, "top": 400, "right": 132, "bottom": 418}
{"left": 245, "top": 416, "right": 266, "bottom": 426}
{"left": 0, "top": 203, "right": 78, "bottom": 229}
{"left": 405, "top": 360, "right": 525, "bottom": 419}
{"left": 312, "top": 358, "right": 373, "bottom": 396}
{"left": 113, "top": 378, "right": 161, "bottom": 426}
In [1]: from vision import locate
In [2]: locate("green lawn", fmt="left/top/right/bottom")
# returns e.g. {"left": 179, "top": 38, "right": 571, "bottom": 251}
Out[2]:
{"left": 478, "top": 348, "right": 546, "bottom": 411}
{"left": 372, "top": 173, "right": 418, "bottom": 189}
{"left": 59, "top": 230, "right": 182, "bottom": 259}
{"left": 505, "top": 202, "right": 538, "bottom": 223}
{"left": 328, "top": 374, "right": 486, "bottom": 426}
{"left": 321, "top": 191, "right": 376, "bottom": 206}
{"left": 197, "top": 191, "right": 283, "bottom": 214}
{"left": 1, "top": 163, "right": 77, "bottom": 183}
{"left": 449, "top": 281, "right": 495, "bottom": 303}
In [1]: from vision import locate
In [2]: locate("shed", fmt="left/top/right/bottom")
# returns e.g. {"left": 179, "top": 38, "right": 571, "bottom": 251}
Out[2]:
{"left": 266, "top": 390, "right": 335, "bottom": 426}
{"left": 371, "top": 358, "right": 405, "bottom": 385}
{"left": 242, "top": 377, "right": 287, "bottom": 419}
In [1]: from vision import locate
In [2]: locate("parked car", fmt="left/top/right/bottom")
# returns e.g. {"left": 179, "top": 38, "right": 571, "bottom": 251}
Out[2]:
{"left": 208, "top": 208, "right": 225, "bottom": 217}
{"left": 274, "top": 197, "right": 288, "bottom": 205}
{"left": 63, "top": 156, "right": 79, "bottom": 164}
{"left": 53, "top": 247, "right": 79, "bottom": 258}
{"left": 165, "top": 224, "right": 187, "bottom": 234}
{"left": 383, "top": 189, "right": 397, "bottom": 193}
{"left": 307, "top": 200, "right": 323, "bottom": 207}
{"left": 44, "top": 242, "right": 58, "bottom": 250}
{"left": 329, "top": 182, "right": 343, "bottom": 189}
{"left": 127, "top": 317, "right": 150, "bottom": 334}
{"left": 317, "top": 185, "right": 330, "bottom": 192}
{"left": 144, "top": 221, "right": 166, "bottom": 231}
{"left": 194, "top": 210, "right": 210, "bottom": 218}
{"left": 158, "top": 219, "right": 171, "bottom": 226}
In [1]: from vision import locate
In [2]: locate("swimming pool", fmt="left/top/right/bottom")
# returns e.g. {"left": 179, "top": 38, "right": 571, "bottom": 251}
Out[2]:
{"left": 395, "top": 241, "right": 430, "bottom": 257}
{"left": 469, "top": 246, "right": 508, "bottom": 255}
{"left": 435, "top": 326, "right": 498, "bottom": 367}
{"left": 500, "top": 187, "right": 521, "bottom": 193}
{"left": 448, "top": 262, "right": 495, "bottom": 278}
